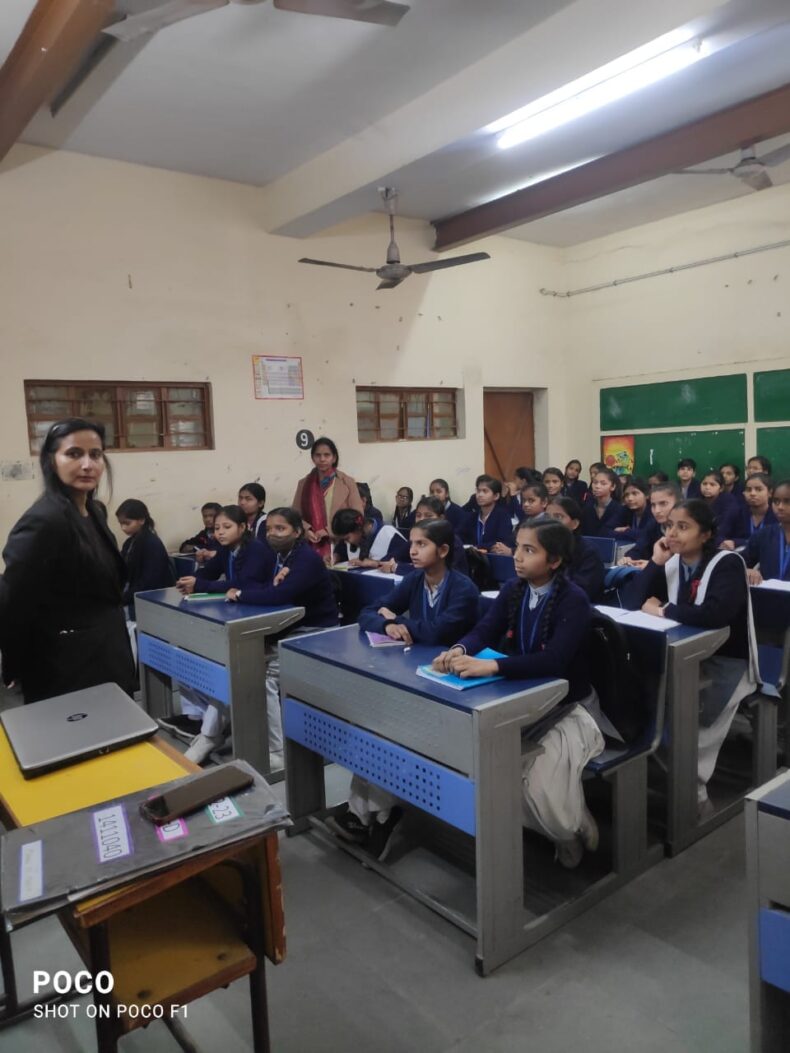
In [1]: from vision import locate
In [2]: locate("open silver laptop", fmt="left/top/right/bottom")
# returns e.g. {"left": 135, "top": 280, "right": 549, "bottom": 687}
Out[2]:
{"left": 1, "top": 683, "right": 158, "bottom": 778}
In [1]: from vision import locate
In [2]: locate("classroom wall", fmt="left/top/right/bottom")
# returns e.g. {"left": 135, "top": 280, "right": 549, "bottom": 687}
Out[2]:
{"left": 561, "top": 182, "right": 790, "bottom": 473}
{"left": 0, "top": 145, "right": 569, "bottom": 553}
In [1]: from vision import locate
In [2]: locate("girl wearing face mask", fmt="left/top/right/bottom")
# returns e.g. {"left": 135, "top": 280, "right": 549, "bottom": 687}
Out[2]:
{"left": 628, "top": 499, "right": 759, "bottom": 814}
{"left": 0, "top": 418, "right": 135, "bottom": 703}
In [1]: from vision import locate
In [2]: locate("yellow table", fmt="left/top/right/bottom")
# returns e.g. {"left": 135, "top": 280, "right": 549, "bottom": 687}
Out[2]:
{"left": 0, "top": 731, "right": 285, "bottom": 1053}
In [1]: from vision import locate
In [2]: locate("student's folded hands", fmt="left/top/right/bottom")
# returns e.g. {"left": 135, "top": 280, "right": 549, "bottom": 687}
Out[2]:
{"left": 432, "top": 647, "right": 498, "bottom": 678}
{"left": 176, "top": 576, "right": 196, "bottom": 595}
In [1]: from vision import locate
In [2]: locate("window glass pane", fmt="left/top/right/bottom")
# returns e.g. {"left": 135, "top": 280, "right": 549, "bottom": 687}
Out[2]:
{"left": 76, "top": 388, "right": 114, "bottom": 419}
{"left": 170, "top": 419, "right": 201, "bottom": 434}
{"left": 126, "top": 421, "right": 161, "bottom": 448}
{"left": 171, "top": 433, "right": 205, "bottom": 448}
{"left": 125, "top": 389, "right": 158, "bottom": 416}
{"left": 406, "top": 414, "right": 427, "bottom": 438}
{"left": 167, "top": 387, "right": 201, "bottom": 402}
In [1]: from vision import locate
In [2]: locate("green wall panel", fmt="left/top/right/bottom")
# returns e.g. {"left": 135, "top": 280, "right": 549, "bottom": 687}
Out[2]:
{"left": 756, "top": 428, "right": 790, "bottom": 479}
{"left": 754, "top": 370, "right": 790, "bottom": 423}
{"left": 626, "top": 430, "right": 745, "bottom": 478}
{"left": 600, "top": 374, "right": 747, "bottom": 432}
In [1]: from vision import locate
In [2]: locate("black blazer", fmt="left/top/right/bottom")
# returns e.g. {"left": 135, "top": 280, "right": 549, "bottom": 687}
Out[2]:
{"left": 0, "top": 494, "right": 135, "bottom": 702}
{"left": 121, "top": 529, "right": 175, "bottom": 615}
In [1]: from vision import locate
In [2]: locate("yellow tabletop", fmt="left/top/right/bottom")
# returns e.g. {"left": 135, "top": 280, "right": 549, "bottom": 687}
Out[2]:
{"left": 0, "top": 728, "right": 190, "bottom": 828}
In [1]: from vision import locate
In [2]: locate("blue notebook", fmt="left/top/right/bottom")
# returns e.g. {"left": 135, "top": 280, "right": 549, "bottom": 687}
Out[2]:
{"left": 415, "top": 648, "right": 506, "bottom": 691}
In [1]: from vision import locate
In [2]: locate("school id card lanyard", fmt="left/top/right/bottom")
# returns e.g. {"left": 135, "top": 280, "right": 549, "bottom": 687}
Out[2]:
{"left": 518, "top": 586, "right": 552, "bottom": 654}
{"left": 422, "top": 575, "right": 447, "bottom": 621}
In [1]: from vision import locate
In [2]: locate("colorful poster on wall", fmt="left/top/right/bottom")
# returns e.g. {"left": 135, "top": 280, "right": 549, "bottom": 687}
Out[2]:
{"left": 252, "top": 355, "right": 304, "bottom": 400}
{"left": 601, "top": 434, "right": 635, "bottom": 475}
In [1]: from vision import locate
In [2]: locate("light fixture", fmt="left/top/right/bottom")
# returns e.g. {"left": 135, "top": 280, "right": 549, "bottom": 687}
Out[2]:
{"left": 490, "top": 28, "right": 708, "bottom": 150}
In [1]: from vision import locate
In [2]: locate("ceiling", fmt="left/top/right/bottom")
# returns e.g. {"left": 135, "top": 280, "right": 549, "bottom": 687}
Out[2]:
{"left": 2, "top": 0, "right": 790, "bottom": 247}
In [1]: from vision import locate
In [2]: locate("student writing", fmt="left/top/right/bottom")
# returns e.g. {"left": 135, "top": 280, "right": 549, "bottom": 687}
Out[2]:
{"left": 179, "top": 501, "right": 222, "bottom": 556}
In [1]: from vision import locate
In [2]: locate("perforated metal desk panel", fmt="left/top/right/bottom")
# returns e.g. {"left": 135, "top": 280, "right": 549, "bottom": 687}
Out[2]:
{"left": 280, "top": 625, "right": 568, "bottom": 974}
{"left": 135, "top": 588, "right": 304, "bottom": 777}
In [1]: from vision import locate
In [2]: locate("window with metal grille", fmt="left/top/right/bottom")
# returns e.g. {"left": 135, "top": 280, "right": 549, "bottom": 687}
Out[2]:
{"left": 24, "top": 381, "right": 214, "bottom": 454}
{"left": 356, "top": 387, "right": 459, "bottom": 443}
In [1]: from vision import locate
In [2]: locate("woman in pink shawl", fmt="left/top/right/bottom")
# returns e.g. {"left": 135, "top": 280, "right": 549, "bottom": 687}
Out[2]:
{"left": 292, "top": 436, "right": 365, "bottom": 561}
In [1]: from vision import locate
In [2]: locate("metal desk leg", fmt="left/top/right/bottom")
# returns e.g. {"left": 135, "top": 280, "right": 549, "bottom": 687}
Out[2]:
{"left": 140, "top": 663, "right": 174, "bottom": 720}
{"left": 666, "top": 648, "right": 702, "bottom": 856}
{"left": 88, "top": 924, "right": 118, "bottom": 1053}
{"left": 284, "top": 735, "right": 326, "bottom": 836}
{"left": 226, "top": 632, "right": 271, "bottom": 777}
{"left": 0, "top": 926, "right": 18, "bottom": 1018}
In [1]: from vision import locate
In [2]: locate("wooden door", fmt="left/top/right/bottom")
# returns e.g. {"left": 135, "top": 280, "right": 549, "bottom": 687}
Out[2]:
{"left": 483, "top": 391, "right": 535, "bottom": 481}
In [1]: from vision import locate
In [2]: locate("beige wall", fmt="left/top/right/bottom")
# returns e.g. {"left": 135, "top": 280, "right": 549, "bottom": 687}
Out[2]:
{"left": 562, "top": 182, "right": 790, "bottom": 455}
{"left": 0, "top": 145, "right": 568, "bottom": 552}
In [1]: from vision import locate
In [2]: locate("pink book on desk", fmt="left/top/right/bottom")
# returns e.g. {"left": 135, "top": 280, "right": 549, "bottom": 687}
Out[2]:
{"left": 365, "top": 631, "right": 406, "bottom": 648}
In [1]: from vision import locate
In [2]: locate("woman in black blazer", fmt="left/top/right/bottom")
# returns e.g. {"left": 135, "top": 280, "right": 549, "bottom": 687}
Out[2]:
{"left": 0, "top": 419, "right": 135, "bottom": 703}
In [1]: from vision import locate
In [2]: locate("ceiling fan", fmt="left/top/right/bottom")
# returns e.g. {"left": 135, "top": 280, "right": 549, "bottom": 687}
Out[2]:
{"left": 299, "top": 188, "right": 491, "bottom": 290}
{"left": 673, "top": 143, "right": 790, "bottom": 192}
{"left": 102, "top": 0, "right": 409, "bottom": 42}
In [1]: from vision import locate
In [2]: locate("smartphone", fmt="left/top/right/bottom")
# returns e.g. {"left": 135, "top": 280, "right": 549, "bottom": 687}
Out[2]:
{"left": 140, "top": 763, "right": 254, "bottom": 825}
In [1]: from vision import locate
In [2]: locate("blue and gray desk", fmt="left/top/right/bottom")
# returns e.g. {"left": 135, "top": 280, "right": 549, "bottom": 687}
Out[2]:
{"left": 331, "top": 569, "right": 400, "bottom": 624}
{"left": 136, "top": 588, "right": 304, "bottom": 777}
{"left": 746, "top": 771, "right": 790, "bottom": 1052}
{"left": 280, "top": 625, "right": 568, "bottom": 975}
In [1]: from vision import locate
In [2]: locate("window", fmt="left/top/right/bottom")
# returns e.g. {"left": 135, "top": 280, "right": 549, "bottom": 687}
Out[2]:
{"left": 356, "top": 387, "right": 459, "bottom": 443}
{"left": 24, "top": 381, "right": 214, "bottom": 454}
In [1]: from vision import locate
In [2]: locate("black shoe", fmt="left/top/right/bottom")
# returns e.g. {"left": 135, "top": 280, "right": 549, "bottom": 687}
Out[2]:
{"left": 325, "top": 805, "right": 370, "bottom": 845}
{"left": 367, "top": 807, "right": 403, "bottom": 862}
{"left": 158, "top": 714, "right": 202, "bottom": 741}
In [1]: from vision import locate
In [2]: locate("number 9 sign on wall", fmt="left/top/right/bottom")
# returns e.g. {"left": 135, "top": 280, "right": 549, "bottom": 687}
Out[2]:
{"left": 296, "top": 430, "right": 315, "bottom": 451}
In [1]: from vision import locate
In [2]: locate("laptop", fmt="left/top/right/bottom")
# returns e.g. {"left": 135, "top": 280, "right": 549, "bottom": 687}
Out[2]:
{"left": 1, "top": 683, "right": 158, "bottom": 778}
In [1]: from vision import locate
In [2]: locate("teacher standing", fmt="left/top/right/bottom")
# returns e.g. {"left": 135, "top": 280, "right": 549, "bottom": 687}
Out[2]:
{"left": 292, "top": 436, "right": 364, "bottom": 561}
{"left": 0, "top": 418, "right": 136, "bottom": 703}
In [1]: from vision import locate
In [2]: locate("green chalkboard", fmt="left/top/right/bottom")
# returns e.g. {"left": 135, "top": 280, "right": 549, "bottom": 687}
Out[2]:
{"left": 754, "top": 370, "right": 790, "bottom": 423}
{"left": 756, "top": 428, "right": 790, "bottom": 479}
{"left": 600, "top": 375, "right": 747, "bottom": 432}
{"left": 625, "top": 430, "right": 745, "bottom": 478}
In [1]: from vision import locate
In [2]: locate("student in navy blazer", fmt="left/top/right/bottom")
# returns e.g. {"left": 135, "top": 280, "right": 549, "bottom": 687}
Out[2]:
{"left": 563, "top": 459, "right": 588, "bottom": 504}
{"left": 429, "top": 478, "right": 465, "bottom": 530}
{"left": 545, "top": 498, "right": 605, "bottom": 601}
{"left": 238, "top": 482, "right": 268, "bottom": 541}
{"left": 699, "top": 471, "right": 740, "bottom": 546}
{"left": 677, "top": 459, "right": 701, "bottom": 500}
{"left": 743, "top": 481, "right": 790, "bottom": 582}
{"left": 433, "top": 518, "right": 605, "bottom": 869}
{"left": 386, "top": 497, "right": 469, "bottom": 578}
{"left": 613, "top": 478, "right": 654, "bottom": 542}
{"left": 725, "top": 473, "right": 777, "bottom": 544}
{"left": 581, "top": 468, "right": 627, "bottom": 537}
{"left": 460, "top": 475, "right": 515, "bottom": 551}
{"left": 116, "top": 499, "right": 175, "bottom": 617}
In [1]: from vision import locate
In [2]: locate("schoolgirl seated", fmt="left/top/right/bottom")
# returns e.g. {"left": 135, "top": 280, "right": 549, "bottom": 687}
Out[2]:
{"left": 460, "top": 475, "right": 516, "bottom": 553}
{"left": 179, "top": 501, "right": 222, "bottom": 555}
{"left": 542, "top": 467, "right": 565, "bottom": 500}
{"left": 238, "top": 482, "right": 267, "bottom": 540}
{"left": 563, "top": 459, "right": 588, "bottom": 504}
{"left": 116, "top": 499, "right": 175, "bottom": 618}
{"left": 588, "top": 462, "right": 605, "bottom": 490}
{"left": 747, "top": 455, "right": 772, "bottom": 479}
{"left": 546, "top": 497, "right": 605, "bottom": 601}
{"left": 393, "top": 487, "right": 415, "bottom": 530}
{"left": 379, "top": 496, "right": 469, "bottom": 577}
{"left": 520, "top": 482, "right": 549, "bottom": 521}
{"left": 723, "top": 473, "right": 776, "bottom": 547}
{"left": 625, "top": 499, "right": 759, "bottom": 812}
{"left": 580, "top": 468, "right": 627, "bottom": 537}
{"left": 613, "top": 477, "right": 653, "bottom": 542}
{"left": 719, "top": 462, "right": 744, "bottom": 498}
{"left": 677, "top": 458, "right": 701, "bottom": 500}
{"left": 330, "top": 519, "right": 480, "bottom": 856}
{"left": 428, "top": 477, "right": 465, "bottom": 529}
{"left": 647, "top": 470, "right": 669, "bottom": 488}
{"left": 175, "top": 506, "right": 338, "bottom": 766}
{"left": 505, "top": 467, "right": 544, "bottom": 520}
{"left": 357, "top": 482, "right": 383, "bottom": 529}
{"left": 618, "top": 483, "right": 678, "bottom": 567}
{"left": 699, "top": 470, "right": 739, "bottom": 546}
{"left": 744, "top": 479, "right": 790, "bottom": 584}
{"left": 433, "top": 518, "right": 607, "bottom": 869}
{"left": 331, "top": 508, "right": 378, "bottom": 566}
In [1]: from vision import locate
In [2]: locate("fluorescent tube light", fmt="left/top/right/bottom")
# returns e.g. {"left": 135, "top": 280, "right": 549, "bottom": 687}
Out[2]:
{"left": 491, "top": 29, "right": 708, "bottom": 150}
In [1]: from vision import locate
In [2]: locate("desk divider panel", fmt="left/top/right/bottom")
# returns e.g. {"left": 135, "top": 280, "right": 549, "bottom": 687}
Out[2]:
{"left": 284, "top": 698, "right": 476, "bottom": 835}
{"left": 138, "top": 632, "right": 230, "bottom": 704}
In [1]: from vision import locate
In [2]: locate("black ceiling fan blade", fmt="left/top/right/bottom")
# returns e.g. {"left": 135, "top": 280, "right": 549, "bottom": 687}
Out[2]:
{"left": 740, "top": 169, "right": 773, "bottom": 192}
{"left": 298, "top": 258, "right": 377, "bottom": 273}
{"left": 273, "top": 0, "right": 409, "bottom": 27}
{"left": 760, "top": 142, "right": 790, "bottom": 168}
{"left": 376, "top": 278, "right": 404, "bottom": 289}
{"left": 409, "top": 252, "right": 490, "bottom": 274}
{"left": 671, "top": 167, "right": 733, "bottom": 176}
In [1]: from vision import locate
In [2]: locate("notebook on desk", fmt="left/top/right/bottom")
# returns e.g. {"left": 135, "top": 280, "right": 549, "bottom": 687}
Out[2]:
{"left": 0, "top": 683, "right": 158, "bottom": 778}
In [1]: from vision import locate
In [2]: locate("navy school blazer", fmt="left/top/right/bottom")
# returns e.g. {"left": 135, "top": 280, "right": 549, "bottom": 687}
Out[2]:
{"left": 460, "top": 503, "right": 515, "bottom": 551}
{"left": 443, "top": 501, "right": 466, "bottom": 529}
{"left": 225, "top": 542, "right": 338, "bottom": 627}
{"left": 121, "top": 530, "right": 175, "bottom": 611}
{"left": 571, "top": 535, "right": 605, "bottom": 602}
{"left": 731, "top": 504, "right": 777, "bottom": 541}
{"left": 744, "top": 524, "right": 790, "bottom": 582}
{"left": 679, "top": 479, "right": 702, "bottom": 500}
{"left": 564, "top": 479, "right": 588, "bottom": 504}
{"left": 625, "top": 518, "right": 664, "bottom": 562}
{"left": 708, "top": 492, "right": 740, "bottom": 545}
{"left": 196, "top": 538, "right": 275, "bottom": 593}
{"left": 395, "top": 533, "right": 470, "bottom": 578}
{"left": 616, "top": 507, "right": 655, "bottom": 544}
{"left": 456, "top": 578, "right": 592, "bottom": 703}
{"left": 580, "top": 499, "right": 628, "bottom": 537}
{"left": 623, "top": 553, "right": 749, "bottom": 660}
{"left": 358, "top": 569, "right": 479, "bottom": 645}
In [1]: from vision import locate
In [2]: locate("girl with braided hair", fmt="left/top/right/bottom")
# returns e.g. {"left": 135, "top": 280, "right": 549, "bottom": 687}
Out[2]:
{"left": 433, "top": 518, "right": 606, "bottom": 868}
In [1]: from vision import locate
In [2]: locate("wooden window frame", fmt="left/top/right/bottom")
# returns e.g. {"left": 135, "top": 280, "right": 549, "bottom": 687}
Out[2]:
{"left": 24, "top": 380, "right": 215, "bottom": 454}
{"left": 356, "top": 386, "right": 459, "bottom": 443}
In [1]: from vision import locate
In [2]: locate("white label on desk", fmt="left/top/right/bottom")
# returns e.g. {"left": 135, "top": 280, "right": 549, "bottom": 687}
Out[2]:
{"left": 206, "top": 796, "right": 243, "bottom": 824}
{"left": 18, "top": 841, "right": 43, "bottom": 902}
{"left": 155, "top": 818, "right": 188, "bottom": 843}
{"left": 92, "top": 804, "right": 133, "bottom": 863}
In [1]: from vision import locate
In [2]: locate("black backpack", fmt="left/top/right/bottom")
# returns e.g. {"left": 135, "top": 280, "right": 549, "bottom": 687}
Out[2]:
{"left": 464, "top": 548, "right": 495, "bottom": 591}
{"left": 587, "top": 610, "right": 653, "bottom": 745}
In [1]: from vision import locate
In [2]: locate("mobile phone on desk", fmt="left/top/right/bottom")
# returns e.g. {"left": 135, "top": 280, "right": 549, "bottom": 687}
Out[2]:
{"left": 140, "top": 763, "right": 254, "bottom": 825}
